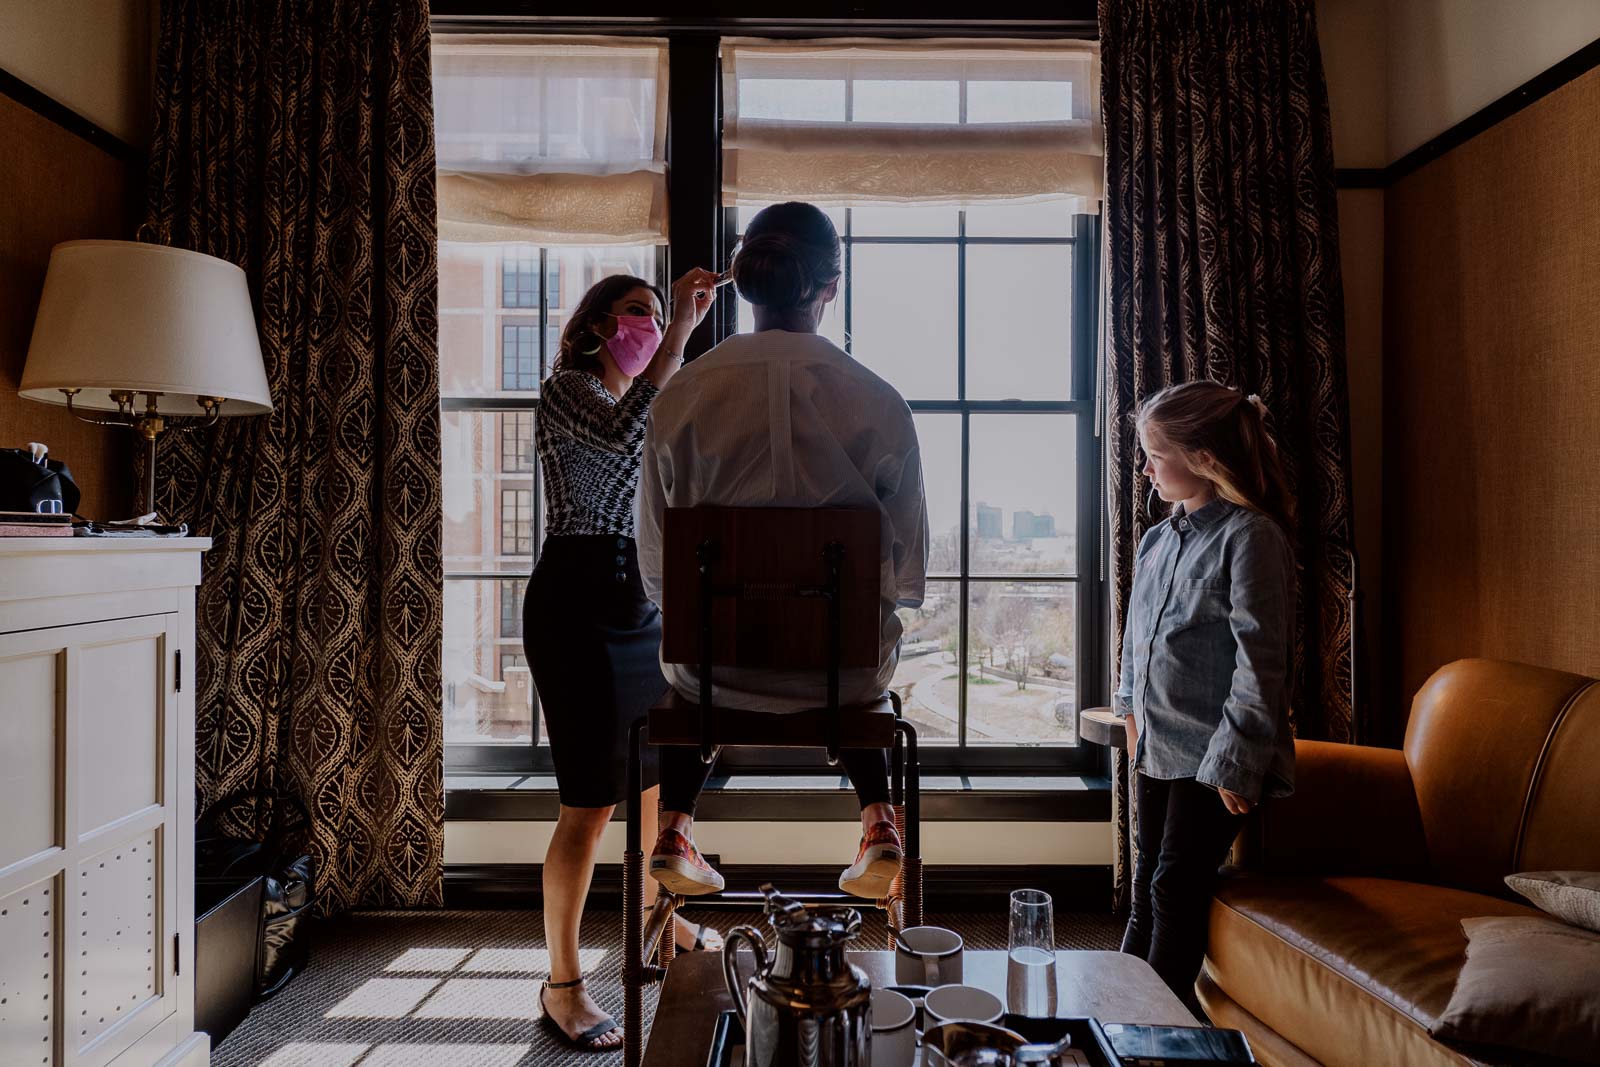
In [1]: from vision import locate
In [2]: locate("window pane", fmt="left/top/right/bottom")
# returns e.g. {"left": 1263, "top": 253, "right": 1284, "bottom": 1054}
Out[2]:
{"left": 966, "top": 80, "right": 1074, "bottom": 124}
{"left": 964, "top": 202, "right": 1075, "bottom": 238}
{"left": 500, "top": 412, "right": 536, "bottom": 473}
{"left": 890, "top": 580, "right": 961, "bottom": 744}
{"left": 442, "top": 411, "right": 537, "bottom": 576}
{"left": 851, "top": 244, "right": 957, "bottom": 400}
{"left": 440, "top": 243, "right": 498, "bottom": 399}
{"left": 851, "top": 206, "right": 958, "bottom": 237}
{"left": 500, "top": 488, "right": 534, "bottom": 556}
{"left": 501, "top": 321, "right": 539, "bottom": 391}
{"left": 853, "top": 80, "right": 959, "bottom": 123}
{"left": 738, "top": 78, "right": 846, "bottom": 122}
{"left": 444, "top": 578, "right": 538, "bottom": 746}
{"left": 914, "top": 414, "right": 960, "bottom": 575}
{"left": 965, "top": 581, "right": 1077, "bottom": 745}
{"left": 501, "top": 246, "right": 539, "bottom": 308}
{"left": 965, "top": 245, "right": 1072, "bottom": 401}
{"left": 969, "top": 414, "right": 1076, "bottom": 575}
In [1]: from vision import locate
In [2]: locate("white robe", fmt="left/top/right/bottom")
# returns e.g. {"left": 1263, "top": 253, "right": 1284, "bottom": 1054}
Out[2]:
{"left": 636, "top": 329, "right": 929, "bottom": 712}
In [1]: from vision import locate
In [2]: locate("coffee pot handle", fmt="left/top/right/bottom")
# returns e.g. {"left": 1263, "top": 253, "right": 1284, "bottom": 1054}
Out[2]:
{"left": 721, "top": 925, "right": 769, "bottom": 1030}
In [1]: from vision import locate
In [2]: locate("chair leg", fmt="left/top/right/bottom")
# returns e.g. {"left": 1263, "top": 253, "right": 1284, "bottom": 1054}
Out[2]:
{"left": 624, "top": 721, "right": 646, "bottom": 1067}
{"left": 644, "top": 885, "right": 678, "bottom": 969}
{"left": 898, "top": 720, "right": 923, "bottom": 929}
{"left": 885, "top": 801, "right": 908, "bottom": 946}
{"left": 655, "top": 790, "right": 677, "bottom": 970}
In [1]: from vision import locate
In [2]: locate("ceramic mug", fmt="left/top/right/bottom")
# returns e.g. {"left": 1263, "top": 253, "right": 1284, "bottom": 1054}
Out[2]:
{"left": 894, "top": 926, "right": 964, "bottom": 987}
{"left": 870, "top": 988, "right": 917, "bottom": 1067}
{"left": 924, "top": 984, "right": 1004, "bottom": 1028}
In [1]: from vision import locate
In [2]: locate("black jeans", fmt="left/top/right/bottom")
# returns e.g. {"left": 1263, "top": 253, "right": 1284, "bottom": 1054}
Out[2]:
{"left": 1120, "top": 774, "right": 1246, "bottom": 1012}
{"left": 660, "top": 747, "right": 889, "bottom": 816}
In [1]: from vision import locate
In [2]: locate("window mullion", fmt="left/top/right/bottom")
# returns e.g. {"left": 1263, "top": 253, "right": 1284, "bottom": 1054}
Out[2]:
{"left": 956, "top": 209, "right": 969, "bottom": 749}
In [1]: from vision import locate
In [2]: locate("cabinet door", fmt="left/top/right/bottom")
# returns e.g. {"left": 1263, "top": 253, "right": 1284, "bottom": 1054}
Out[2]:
{"left": 0, "top": 614, "right": 184, "bottom": 1067}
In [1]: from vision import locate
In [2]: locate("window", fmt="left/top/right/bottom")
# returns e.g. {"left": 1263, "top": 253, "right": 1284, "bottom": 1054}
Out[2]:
{"left": 720, "top": 39, "right": 1103, "bottom": 773}
{"left": 726, "top": 203, "right": 1098, "bottom": 768}
{"left": 434, "top": 31, "right": 1100, "bottom": 776}
{"left": 501, "top": 321, "right": 539, "bottom": 391}
{"left": 499, "top": 578, "right": 526, "bottom": 638}
{"left": 501, "top": 412, "right": 535, "bottom": 472}
{"left": 502, "top": 246, "right": 538, "bottom": 308}
{"left": 500, "top": 488, "right": 533, "bottom": 555}
{"left": 437, "top": 35, "right": 671, "bottom": 769}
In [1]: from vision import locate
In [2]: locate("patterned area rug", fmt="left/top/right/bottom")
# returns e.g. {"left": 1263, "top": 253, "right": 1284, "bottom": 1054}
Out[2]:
{"left": 214, "top": 907, "right": 1125, "bottom": 1066}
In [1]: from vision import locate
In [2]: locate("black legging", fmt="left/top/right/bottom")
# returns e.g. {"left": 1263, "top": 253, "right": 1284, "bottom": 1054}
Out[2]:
{"left": 1120, "top": 774, "right": 1246, "bottom": 1012}
{"left": 659, "top": 746, "right": 890, "bottom": 816}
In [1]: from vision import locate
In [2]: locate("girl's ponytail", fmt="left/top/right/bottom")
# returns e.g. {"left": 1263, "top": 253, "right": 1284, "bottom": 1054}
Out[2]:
{"left": 1135, "top": 382, "right": 1296, "bottom": 535}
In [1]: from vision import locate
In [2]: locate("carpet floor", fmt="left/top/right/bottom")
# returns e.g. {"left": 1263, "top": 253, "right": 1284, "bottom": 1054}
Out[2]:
{"left": 213, "top": 907, "right": 1125, "bottom": 1067}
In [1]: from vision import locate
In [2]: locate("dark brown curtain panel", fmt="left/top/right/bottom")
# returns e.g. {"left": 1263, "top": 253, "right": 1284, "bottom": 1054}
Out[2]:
{"left": 1099, "top": 0, "right": 1360, "bottom": 907}
{"left": 143, "top": 0, "right": 443, "bottom": 909}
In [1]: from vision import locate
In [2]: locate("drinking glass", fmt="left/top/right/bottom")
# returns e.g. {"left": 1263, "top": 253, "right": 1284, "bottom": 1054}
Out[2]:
{"left": 1006, "top": 889, "right": 1058, "bottom": 1016}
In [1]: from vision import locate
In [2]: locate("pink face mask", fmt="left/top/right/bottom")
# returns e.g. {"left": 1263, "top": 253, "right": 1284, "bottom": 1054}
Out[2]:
{"left": 605, "top": 314, "right": 662, "bottom": 377}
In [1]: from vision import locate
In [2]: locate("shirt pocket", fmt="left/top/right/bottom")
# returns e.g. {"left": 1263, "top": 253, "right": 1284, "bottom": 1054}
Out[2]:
{"left": 1167, "top": 577, "right": 1231, "bottom": 626}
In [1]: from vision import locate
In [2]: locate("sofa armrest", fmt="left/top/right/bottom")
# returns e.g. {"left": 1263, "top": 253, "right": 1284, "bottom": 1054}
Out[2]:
{"left": 1232, "top": 739, "right": 1431, "bottom": 880}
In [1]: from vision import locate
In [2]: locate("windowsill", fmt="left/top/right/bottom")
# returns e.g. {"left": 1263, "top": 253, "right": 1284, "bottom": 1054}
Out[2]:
{"left": 444, "top": 772, "right": 1111, "bottom": 822}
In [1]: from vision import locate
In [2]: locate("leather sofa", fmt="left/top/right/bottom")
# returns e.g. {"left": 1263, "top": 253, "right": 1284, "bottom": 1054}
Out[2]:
{"left": 1197, "top": 658, "right": 1600, "bottom": 1067}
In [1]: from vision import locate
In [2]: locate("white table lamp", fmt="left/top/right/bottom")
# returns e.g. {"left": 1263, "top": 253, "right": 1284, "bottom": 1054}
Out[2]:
{"left": 19, "top": 240, "right": 272, "bottom": 518}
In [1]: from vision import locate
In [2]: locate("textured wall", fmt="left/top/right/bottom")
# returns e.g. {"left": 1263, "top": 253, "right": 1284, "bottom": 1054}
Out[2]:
{"left": 0, "top": 94, "right": 137, "bottom": 520}
{"left": 1383, "top": 67, "right": 1600, "bottom": 716}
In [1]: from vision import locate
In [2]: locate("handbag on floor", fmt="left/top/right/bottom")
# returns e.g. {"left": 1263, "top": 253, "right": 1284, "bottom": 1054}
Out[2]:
{"left": 196, "top": 787, "right": 317, "bottom": 1000}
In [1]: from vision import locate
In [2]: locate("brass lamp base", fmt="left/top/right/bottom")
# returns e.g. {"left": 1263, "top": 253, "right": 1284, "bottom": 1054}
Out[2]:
{"left": 60, "top": 388, "right": 225, "bottom": 519}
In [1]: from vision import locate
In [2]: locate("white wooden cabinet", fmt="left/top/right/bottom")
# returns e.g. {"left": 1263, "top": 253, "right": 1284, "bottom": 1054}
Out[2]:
{"left": 0, "top": 539, "right": 211, "bottom": 1067}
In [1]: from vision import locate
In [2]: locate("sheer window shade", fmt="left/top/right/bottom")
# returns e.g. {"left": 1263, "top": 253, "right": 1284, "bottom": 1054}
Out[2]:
{"left": 723, "top": 39, "right": 1102, "bottom": 209}
{"left": 433, "top": 36, "right": 669, "bottom": 245}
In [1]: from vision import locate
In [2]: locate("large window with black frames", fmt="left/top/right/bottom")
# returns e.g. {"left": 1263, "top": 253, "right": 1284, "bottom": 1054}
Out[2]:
{"left": 433, "top": 29, "right": 1103, "bottom": 775}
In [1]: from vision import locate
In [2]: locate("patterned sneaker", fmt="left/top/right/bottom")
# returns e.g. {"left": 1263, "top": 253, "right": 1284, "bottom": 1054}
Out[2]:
{"left": 650, "top": 828, "right": 725, "bottom": 896}
{"left": 838, "top": 820, "right": 903, "bottom": 899}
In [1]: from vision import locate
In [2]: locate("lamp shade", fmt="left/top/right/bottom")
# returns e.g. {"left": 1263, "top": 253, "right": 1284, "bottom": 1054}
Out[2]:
{"left": 20, "top": 240, "right": 272, "bottom": 415}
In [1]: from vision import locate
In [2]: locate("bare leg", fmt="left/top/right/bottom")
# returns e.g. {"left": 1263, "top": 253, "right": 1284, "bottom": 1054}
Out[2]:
{"left": 542, "top": 804, "right": 623, "bottom": 1049}
{"left": 639, "top": 786, "right": 722, "bottom": 952}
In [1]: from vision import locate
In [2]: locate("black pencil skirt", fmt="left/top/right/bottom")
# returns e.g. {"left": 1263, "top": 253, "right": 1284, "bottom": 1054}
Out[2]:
{"left": 525, "top": 534, "right": 667, "bottom": 808}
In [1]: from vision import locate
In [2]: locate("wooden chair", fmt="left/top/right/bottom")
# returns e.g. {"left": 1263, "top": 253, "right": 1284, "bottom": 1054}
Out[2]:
{"left": 622, "top": 507, "right": 922, "bottom": 1067}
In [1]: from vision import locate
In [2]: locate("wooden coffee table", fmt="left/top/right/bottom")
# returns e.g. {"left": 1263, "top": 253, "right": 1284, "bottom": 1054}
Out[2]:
{"left": 641, "top": 949, "right": 1198, "bottom": 1066}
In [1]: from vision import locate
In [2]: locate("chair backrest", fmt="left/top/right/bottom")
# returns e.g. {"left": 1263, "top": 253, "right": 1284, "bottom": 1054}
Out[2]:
{"left": 1404, "top": 658, "right": 1600, "bottom": 898}
{"left": 659, "top": 506, "right": 881, "bottom": 671}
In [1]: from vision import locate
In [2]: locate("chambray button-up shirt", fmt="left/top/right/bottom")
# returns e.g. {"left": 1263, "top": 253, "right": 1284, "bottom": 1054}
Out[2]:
{"left": 1114, "top": 498, "right": 1296, "bottom": 802}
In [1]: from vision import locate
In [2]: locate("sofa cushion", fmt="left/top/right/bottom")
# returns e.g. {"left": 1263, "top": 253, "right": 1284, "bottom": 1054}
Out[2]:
{"left": 1206, "top": 874, "right": 1543, "bottom": 1067}
{"left": 1433, "top": 916, "right": 1600, "bottom": 1064}
{"left": 1505, "top": 870, "right": 1600, "bottom": 933}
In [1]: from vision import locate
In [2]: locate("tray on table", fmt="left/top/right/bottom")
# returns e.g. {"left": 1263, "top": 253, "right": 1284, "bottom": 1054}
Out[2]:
{"left": 703, "top": 1005, "right": 1123, "bottom": 1066}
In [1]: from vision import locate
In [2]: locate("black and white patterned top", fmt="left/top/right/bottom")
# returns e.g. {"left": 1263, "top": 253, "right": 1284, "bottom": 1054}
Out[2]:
{"left": 537, "top": 370, "right": 660, "bottom": 538}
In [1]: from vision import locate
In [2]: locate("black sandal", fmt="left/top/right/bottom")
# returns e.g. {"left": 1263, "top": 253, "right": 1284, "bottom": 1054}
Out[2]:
{"left": 538, "top": 977, "right": 621, "bottom": 1051}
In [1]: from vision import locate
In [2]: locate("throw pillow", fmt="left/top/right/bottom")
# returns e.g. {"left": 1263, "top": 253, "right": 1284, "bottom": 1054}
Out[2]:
{"left": 1432, "top": 916, "right": 1600, "bottom": 1064}
{"left": 1505, "top": 870, "right": 1600, "bottom": 934}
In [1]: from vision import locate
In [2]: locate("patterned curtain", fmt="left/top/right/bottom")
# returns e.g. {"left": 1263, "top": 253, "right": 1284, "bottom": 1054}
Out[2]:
{"left": 1099, "top": 0, "right": 1359, "bottom": 908}
{"left": 142, "top": 0, "right": 444, "bottom": 909}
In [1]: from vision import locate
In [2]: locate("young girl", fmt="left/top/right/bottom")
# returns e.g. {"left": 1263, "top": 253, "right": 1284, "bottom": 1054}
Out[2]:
{"left": 1114, "top": 380, "right": 1297, "bottom": 1010}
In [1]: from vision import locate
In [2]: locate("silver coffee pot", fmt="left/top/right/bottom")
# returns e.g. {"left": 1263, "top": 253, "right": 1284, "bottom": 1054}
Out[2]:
{"left": 722, "top": 884, "right": 872, "bottom": 1067}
